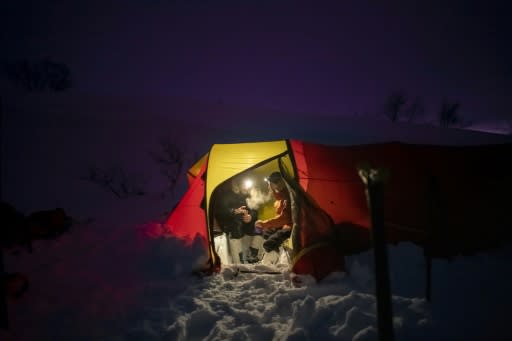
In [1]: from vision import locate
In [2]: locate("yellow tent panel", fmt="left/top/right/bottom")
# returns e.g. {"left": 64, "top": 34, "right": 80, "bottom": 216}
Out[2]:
{"left": 205, "top": 140, "right": 292, "bottom": 219}
{"left": 187, "top": 152, "right": 209, "bottom": 181}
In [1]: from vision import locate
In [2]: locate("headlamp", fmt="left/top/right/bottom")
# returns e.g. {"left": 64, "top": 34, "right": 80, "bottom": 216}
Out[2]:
{"left": 243, "top": 179, "right": 253, "bottom": 190}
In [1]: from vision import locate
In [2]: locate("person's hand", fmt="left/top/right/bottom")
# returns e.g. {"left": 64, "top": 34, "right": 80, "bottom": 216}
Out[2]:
{"left": 255, "top": 220, "right": 263, "bottom": 228}
{"left": 242, "top": 213, "right": 251, "bottom": 223}
{"left": 233, "top": 206, "right": 247, "bottom": 215}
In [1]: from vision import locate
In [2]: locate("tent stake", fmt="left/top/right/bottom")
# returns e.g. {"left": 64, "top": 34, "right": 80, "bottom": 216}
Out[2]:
{"left": 359, "top": 167, "right": 394, "bottom": 341}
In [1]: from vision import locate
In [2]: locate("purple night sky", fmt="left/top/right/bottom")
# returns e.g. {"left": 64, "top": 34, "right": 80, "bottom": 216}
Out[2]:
{"left": 1, "top": 0, "right": 511, "bottom": 123}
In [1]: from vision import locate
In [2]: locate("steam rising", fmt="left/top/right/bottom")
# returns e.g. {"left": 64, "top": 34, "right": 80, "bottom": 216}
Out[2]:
{"left": 246, "top": 188, "right": 273, "bottom": 210}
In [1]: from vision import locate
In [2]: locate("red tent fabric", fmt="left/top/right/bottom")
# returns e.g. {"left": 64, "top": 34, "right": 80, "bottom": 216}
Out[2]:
{"left": 290, "top": 140, "right": 512, "bottom": 258}
{"left": 166, "top": 139, "right": 512, "bottom": 279}
{"left": 165, "top": 161, "right": 208, "bottom": 245}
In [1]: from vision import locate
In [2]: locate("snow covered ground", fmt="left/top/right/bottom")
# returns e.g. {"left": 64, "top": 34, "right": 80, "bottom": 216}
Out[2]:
{"left": 5, "top": 195, "right": 512, "bottom": 341}
{"left": 3, "top": 92, "right": 512, "bottom": 340}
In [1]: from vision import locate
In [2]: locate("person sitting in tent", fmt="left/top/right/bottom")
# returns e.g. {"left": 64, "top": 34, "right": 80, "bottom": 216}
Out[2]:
{"left": 212, "top": 176, "right": 262, "bottom": 264}
{"left": 255, "top": 171, "right": 293, "bottom": 265}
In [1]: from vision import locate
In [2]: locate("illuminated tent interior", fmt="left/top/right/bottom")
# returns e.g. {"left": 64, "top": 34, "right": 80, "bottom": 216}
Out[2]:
{"left": 165, "top": 139, "right": 512, "bottom": 280}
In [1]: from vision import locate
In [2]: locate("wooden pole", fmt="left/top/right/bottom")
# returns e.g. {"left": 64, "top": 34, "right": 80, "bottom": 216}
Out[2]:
{"left": 425, "top": 252, "right": 432, "bottom": 302}
{"left": 359, "top": 167, "right": 394, "bottom": 341}
{"left": 0, "top": 95, "right": 9, "bottom": 330}
{"left": 424, "top": 175, "right": 438, "bottom": 302}
{"left": 0, "top": 251, "right": 7, "bottom": 330}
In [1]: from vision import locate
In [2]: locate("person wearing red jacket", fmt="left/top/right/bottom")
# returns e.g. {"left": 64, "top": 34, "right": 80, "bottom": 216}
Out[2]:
{"left": 255, "top": 172, "right": 293, "bottom": 265}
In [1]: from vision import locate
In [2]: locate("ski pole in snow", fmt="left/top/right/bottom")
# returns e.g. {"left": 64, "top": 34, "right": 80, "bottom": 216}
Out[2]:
{"left": 359, "top": 166, "right": 394, "bottom": 341}
{"left": 0, "top": 95, "right": 9, "bottom": 330}
{"left": 0, "top": 250, "right": 7, "bottom": 330}
{"left": 424, "top": 175, "right": 439, "bottom": 302}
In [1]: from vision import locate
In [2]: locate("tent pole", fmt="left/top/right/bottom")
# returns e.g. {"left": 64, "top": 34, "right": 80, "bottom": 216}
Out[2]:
{"left": 359, "top": 167, "right": 394, "bottom": 341}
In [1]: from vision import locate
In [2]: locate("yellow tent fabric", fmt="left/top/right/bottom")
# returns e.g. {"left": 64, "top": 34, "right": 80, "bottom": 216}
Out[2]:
{"left": 187, "top": 153, "right": 209, "bottom": 179}
{"left": 205, "top": 140, "right": 292, "bottom": 221}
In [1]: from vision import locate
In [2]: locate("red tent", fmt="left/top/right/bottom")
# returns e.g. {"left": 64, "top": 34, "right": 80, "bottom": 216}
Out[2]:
{"left": 165, "top": 140, "right": 512, "bottom": 279}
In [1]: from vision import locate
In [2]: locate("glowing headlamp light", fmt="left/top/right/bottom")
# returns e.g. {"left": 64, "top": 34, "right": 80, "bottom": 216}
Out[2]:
{"left": 243, "top": 179, "right": 253, "bottom": 190}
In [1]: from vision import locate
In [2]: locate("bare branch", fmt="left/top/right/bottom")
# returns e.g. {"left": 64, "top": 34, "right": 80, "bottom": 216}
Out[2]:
{"left": 150, "top": 138, "right": 184, "bottom": 195}
{"left": 1, "top": 58, "right": 72, "bottom": 92}
{"left": 81, "top": 166, "right": 145, "bottom": 199}
{"left": 404, "top": 97, "right": 424, "bottom": 123}
{"left": 383, "top": 92, "right": 407, "bottom": 123}
{"left": 438, "top": 99, "right": 461, "bottom": 127}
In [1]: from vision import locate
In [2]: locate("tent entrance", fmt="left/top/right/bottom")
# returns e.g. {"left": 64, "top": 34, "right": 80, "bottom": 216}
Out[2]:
{"left": 210, "top": 158, "right": 294, "bottom": 266}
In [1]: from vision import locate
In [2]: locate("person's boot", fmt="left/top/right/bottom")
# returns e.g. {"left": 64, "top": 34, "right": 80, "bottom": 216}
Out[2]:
{"left": 261, "top": 250, "right": 279, "bottom": 266}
